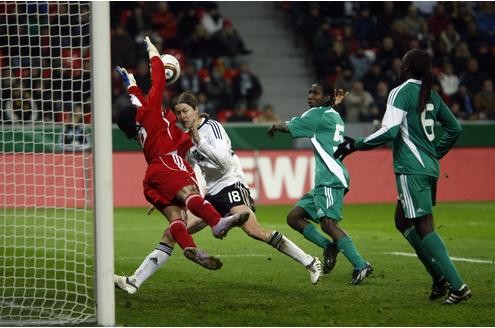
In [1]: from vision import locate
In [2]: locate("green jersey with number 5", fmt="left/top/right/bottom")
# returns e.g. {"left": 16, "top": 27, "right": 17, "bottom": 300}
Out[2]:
{"left": 355, "top": 79, "right": 462, "bottom": 177}
{"left": 287, "top": 106, "right": 350, "bottom": 189}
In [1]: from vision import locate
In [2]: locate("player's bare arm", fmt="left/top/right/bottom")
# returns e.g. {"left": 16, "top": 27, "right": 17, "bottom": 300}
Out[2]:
{"left": 267, "top": 122, "right": 289, "bottom": 138}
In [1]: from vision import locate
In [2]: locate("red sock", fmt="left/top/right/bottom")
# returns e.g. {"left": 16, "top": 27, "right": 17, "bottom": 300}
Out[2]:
{"left": 169, "top": 219, "right": 195, "bottom": 249}
{"left": 185, "top": 194, "right": 221, "bottom": 227}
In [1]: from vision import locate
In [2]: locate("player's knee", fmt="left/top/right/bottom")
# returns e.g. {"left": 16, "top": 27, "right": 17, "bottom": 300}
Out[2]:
{"left": 286, "top": 211, "right": 299, "bottom": 229}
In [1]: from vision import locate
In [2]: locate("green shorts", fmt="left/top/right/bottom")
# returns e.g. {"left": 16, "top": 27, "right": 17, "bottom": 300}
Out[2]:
{"left": 295, "top": 185, "right": 345, "bottom": 223}
{"left": 396, "top": 174, "right": 437, "bottom": 219}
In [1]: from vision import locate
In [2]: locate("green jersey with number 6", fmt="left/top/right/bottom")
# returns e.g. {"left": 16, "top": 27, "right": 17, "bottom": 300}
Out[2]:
{"left": 355, "top": 79, "right": 462, "bottom": 177}
{"left": 287, "top": 106, "right": 349, "bottom": 189}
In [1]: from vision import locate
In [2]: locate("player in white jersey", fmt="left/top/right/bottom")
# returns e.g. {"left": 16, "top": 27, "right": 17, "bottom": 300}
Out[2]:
{"left": 114, "top": 92, "right": 322, "bottom": 294}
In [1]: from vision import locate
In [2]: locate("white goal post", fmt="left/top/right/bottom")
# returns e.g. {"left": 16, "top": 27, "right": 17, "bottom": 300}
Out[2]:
{"left": 0, "top": 2, "right": 114, "bottom": 326}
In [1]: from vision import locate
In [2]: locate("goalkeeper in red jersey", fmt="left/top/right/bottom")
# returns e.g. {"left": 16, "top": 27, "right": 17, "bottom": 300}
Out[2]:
{"left": 113, "top": 37, "right": 248, "bottom": 289}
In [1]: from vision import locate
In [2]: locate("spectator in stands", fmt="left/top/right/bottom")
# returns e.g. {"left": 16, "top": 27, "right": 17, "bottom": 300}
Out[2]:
{"left": 343, "top": 81, "right": 374, "bottom": 122}
{"left": 463, "top": 21, "right": 488, "bottom": 54}
{"left": 179, "top": 63, "right": 204, "bottom": 95}
{"left": 125, "top": 5, "right": 151, "bottom": 41}
{"left": 227, "top": 104, "right": 253, "bottom": 123}
{"left": 403, "top": 5, "right": 425, "bottom": 38}
{"left": 439, "top": 23, "right": 461, "bottom": 55}
{"left": 134, "top": 60, "right": 151, "bottom": 93}
{"left": 375, "top": 36, "right": 401, "bottom": 73}
{"left": 196, "top": 92, "right": 217, "bottom": 118}
{"left": 255, "top": 104, "right": 281, "bottom": 123}
{"left": 59, "top": 107, "right": 90, "bottom": 151}
{"left": 459, "top": 58, "right": 490, "bottom": 95}
{"left": 349, "top": 47, "right": 373, "bottom": 80}
{"left": 450, "top": 84, "right": 476, "bottom": 120}
{"left": 150, "top": 2, "right": 178, "bottom": 47}
{"left": 198, "top": 4, "right": 223, "bottom": 35}
{"left": 370, "top": 81, "right": 389, "bottom": 121}
{"left": 334, "top": 67, "right": 355, "bottom": 93}
{"left": 182, "top": 25, "right": 215, "bottom": 70}
{"left": 437, "top": 61, "right": 460, "bottom": 98}
{"left": 212, "top": 18, "right": 252, "bottom": 67}
{"left": 474, "top": 79, "right": 495, "bottom": 119}
{"left": 451, "top": 41, "right": 472, "bottom": 73}
{"left": 413, "top": 1, "right": 436, "bottom": 17}
{"left": 428, "top": 3, "right": 452, "bottom": 38}
{"left": 231, "top": 63, "right": 262, "bottom": 110}
{"left": 375, "top": 2, "right": 400, "bottom": 37}
{"left": 475, "top": 43, "right": 495, "bottom": 78}
{"left": 4, "top": 89, "right": 42, "bottom": 123}
{"left": 476, "top": 2, "right": 495, "bottom": 46}
{"left": 320, "top": 40, "right": 352, "bottom": 81}
{"left": 354, "top": 7, "right": 380, "bottom": 46}
{"left": 362, "top": 63, "right": 384, "bottom": 98}
{"left": 111, "top": 25, "right": 137, "bottom": 69}
{"left": 416, "top": 21, "right": 435, "bottom": 53}
{"left": 177, "top": 6, "right": 199, "bottom": 43}
{"left": 204, "top": 64, "right": 234, "bottom": 111}
{"left": 385, "top": 57, "right": 402, "bottom": 88}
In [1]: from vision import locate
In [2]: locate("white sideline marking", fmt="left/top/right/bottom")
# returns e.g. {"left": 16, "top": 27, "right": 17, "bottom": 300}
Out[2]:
{"left": 385, "top": 251, "right": 495, "bottom": 264}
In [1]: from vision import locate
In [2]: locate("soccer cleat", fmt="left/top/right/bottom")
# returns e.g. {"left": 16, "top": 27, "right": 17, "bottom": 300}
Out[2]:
{"left": 350, "top": 262, "right": 373, "bottom": 285}
{"left": 443, "top": 284, "right": 472, "bottom": 305}
{"left": 429, "top": 277, "right": 450, "bottom": 300}
{"left": 113, "top": 274, "right": 138, "bottom": 294}
{"left": 183, "top": 247, "right": 223, "bottom": 270}
{"left": 322, "top": 243, "right": 338, "bottom": 274}
{"left": 212, "top": 212, "right": 249, "bottom": 239}
{"left": 306, "top": 257, "right": 323, "bottom": 284}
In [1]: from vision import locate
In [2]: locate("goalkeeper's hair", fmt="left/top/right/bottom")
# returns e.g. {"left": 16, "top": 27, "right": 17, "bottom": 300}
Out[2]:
{"left": 116, "top": 104, "right": 139, "bottom": 139}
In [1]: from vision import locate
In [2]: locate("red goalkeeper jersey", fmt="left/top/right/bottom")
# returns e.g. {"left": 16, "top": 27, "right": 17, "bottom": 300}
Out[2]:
{"left": 128, "top": 56, "right": 192, "bottom": 164}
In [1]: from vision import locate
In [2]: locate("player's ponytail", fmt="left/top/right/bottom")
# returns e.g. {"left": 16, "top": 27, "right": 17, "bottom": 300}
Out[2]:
{"left": 418, "top": 69, "right": 432, "bottom": 113}
{"left": 404, "top": 49, "right": 432, "bottom": 113}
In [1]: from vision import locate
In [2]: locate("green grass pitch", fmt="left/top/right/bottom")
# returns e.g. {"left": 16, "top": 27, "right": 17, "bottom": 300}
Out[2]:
{"left": 115, "top": 202, "right": 495, "bottom": 326}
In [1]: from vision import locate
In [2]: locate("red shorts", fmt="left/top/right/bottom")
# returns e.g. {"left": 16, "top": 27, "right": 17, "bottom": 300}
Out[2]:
{"left": 143, "top": 153, "right": 198, "bottom": 211}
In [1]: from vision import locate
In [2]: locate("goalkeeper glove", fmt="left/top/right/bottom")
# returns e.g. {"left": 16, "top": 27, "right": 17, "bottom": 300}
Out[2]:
{"left": 144, "top": 36, "right": 160, "bottom": 59}
{"left": 115, "top": 66, "right": 136, "bottom": 89}
{"left": 334, "top": 136, "right": 356, "bottom": 161}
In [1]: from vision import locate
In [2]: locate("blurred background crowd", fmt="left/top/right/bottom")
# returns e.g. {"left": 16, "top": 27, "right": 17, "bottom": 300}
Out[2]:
{"left": 1, "top": 2, "right": 494, "bottom": 125}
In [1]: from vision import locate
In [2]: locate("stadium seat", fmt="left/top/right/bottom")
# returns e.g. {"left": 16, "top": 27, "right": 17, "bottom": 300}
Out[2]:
{"left": 216, "top": 109, "right": 234, "bottom": 122}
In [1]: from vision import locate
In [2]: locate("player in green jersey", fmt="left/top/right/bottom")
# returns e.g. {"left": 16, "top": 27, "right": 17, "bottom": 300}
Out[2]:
{"left": 335, "top": 49, "right": 470, "bottom": 304}
{"left": 267, "top": 81, "right": 373, "bottom": 285}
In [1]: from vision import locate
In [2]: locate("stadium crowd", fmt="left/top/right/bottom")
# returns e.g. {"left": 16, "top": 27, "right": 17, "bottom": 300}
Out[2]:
{"left": 110, "top": 1, "right": 266, "bottom": 123}
{"left": 282, "top": 1, "right": 495, "bottom": 121}
{"left": 1, "top": 2, "right": 494, "bottom": 124}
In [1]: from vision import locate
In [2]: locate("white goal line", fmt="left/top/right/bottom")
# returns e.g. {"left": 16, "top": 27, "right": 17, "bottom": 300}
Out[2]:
{"left": 384, "top": 251, "right": 495, "bottom": 264}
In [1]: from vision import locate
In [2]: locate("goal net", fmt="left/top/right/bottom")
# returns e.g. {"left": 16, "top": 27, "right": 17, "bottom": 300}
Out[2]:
{"left": 0, "top": 2, "right": 112, "bottom": 325}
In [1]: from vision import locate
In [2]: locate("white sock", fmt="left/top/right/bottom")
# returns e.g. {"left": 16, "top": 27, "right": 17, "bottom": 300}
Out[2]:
{"left": 132, "top": 242, "right": 173, "bottom": 287}
{"left": 267, "top": 231, "right": 314, "bottom": 267}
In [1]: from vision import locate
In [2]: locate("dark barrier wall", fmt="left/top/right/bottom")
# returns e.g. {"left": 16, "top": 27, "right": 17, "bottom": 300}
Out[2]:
{"left": 2, "top": 122, "right": 493, "bottom": 152}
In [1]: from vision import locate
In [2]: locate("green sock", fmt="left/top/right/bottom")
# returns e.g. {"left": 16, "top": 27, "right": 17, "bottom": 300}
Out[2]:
{"left": 302, "top": 224, "right": 332, "bottom": 250}
{"left": 403, "top": 227, "right": 443, "bottom": 282}
{"left": 337, "top": 236, "right": 366, "bottom": 269}
{"left": 422, "top": 231, "right": 464, "bottom": 290}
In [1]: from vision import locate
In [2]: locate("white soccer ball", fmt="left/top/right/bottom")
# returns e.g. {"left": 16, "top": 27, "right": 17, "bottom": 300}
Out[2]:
{"left": 160, "top": 54, "right": 181, "bottom": 84}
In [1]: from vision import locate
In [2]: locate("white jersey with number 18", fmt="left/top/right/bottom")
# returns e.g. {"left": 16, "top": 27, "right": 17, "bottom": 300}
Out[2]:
{"left": 186, "top": 117, "right": 246, "bottom": 196}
